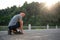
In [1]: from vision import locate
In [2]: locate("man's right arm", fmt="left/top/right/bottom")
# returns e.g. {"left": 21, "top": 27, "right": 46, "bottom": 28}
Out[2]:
{"left": 19, "top": 20, "right": 23, "bottom": 33}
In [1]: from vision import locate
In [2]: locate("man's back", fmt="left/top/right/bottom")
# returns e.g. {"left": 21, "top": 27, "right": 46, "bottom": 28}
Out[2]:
{"left": 8, "top": 14, "right": 22, "bottom": 26}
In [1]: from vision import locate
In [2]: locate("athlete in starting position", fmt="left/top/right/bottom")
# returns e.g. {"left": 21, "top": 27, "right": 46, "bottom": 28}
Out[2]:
{"left": 8, "top": 11, "right": 25, "bottom": 35}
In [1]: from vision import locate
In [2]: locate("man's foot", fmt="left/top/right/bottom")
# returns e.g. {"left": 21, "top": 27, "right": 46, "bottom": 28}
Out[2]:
{"left": 8, "top": 30, "right": 12, "bottom": 35}
{"left": 17, "top": 31, "right": 23, "bottom": 34}
{"left": 13, "top": 31, "right": 23, "bottom": 34}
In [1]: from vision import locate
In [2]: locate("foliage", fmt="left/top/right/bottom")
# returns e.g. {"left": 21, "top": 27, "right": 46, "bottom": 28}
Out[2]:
{"left": 0, "top": 1, "right": 60, "bottom": 26}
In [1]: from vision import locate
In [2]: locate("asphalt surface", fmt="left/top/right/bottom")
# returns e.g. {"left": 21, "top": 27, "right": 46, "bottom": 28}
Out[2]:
{"left": 0, "top": 29, "right": 60, "bottom": 40}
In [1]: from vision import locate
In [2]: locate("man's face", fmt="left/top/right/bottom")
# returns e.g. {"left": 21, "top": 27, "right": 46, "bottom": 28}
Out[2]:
{"left": 20, "top": 12, "right": 25, "bottom": 17}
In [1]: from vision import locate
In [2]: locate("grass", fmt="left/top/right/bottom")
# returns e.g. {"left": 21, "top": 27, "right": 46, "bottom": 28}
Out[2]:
{"left": 0, "top": 26, "right": 46, "bottom": 31}
{"left": 0, "top": 26, "right": 60, "bottom": 31}
{"left": 0, "top": 26, "right": 8, "bottom": 31}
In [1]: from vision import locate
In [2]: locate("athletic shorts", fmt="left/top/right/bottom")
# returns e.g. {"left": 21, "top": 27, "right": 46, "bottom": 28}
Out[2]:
{"left": 8, "top": 22, "right": 20, "bottom": 30}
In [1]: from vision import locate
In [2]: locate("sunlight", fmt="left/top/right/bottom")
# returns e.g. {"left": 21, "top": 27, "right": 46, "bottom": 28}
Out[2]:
{"left": 0, "top": 0, "right": 59, "bottom": 9}
{"left": 44, "top": 0, "right": 58, "bottom": 9}
{"left": 26, "top": 0, "right": 59, "bottom": 9}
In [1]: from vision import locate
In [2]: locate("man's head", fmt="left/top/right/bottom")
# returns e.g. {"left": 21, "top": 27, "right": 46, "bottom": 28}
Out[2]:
{"left": 19, "top": 11, "right": 25, "bottom": 17}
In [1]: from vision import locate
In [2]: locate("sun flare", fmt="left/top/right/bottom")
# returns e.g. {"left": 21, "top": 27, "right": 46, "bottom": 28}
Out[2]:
{"left": 44, "top": 0, "right": 58, "bottom": 9}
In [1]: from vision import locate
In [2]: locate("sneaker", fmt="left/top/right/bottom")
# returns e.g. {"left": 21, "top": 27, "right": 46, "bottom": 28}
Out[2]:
{"left": 14, "top": 31, "right": 23, "bottom": 34}
{"left": 17, "top": 31, "right": 23, "bottom": 34}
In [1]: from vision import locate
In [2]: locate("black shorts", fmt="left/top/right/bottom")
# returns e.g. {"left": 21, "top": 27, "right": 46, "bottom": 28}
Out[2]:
{"left": 8, "top": 22, "right": 20, "bottom": 30}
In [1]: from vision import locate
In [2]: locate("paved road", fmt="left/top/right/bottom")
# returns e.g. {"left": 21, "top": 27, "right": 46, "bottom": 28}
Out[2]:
{"left": 0, "top": 29, "right": 60, "bottom": 40}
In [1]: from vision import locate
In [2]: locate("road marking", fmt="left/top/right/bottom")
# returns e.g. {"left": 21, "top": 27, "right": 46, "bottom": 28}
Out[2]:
{"left": 23, "top": 35, "right": 49, "bottom": 39}
{"left": 15, "top": 38, "right": 25, "bottom": 40}
{"left": 34, "top": 35, "right": 48, "bottom": 38}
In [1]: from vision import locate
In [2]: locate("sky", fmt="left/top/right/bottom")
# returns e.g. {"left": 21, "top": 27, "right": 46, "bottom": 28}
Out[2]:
{"left": 0, "top": 0, "right": 59, "bottom": 9}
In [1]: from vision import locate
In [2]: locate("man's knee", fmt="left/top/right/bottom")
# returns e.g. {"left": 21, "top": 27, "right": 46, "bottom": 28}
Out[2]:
{"left": 8, "top": 26, "right": 13, "bottom": 30}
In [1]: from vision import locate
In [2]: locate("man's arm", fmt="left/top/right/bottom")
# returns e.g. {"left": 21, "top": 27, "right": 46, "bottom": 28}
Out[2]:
{"left": 19, "top": 20, "right": 23, "bottom": 33}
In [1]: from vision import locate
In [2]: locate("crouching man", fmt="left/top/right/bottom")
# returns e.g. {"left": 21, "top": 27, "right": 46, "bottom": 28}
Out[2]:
{"left": 8, "top": 11, "right": 25, "bottom": 35}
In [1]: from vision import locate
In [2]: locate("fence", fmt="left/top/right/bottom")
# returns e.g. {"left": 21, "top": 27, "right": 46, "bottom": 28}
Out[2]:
{"left": 0, "top": 24, "right": 60, "bottom": 31}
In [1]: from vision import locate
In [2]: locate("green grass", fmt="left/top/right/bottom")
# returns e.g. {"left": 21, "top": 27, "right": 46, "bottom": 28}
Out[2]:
{"left": 0, "top": 26, "right": 28, "bottom": 31}
{"left": 0, "top": 26, "right": 47, "bottom": 31}
{"left": 0, "top": 26, "right": 60, "bottom": 31}
{"left": 0, "top": 26, "right": 8, "bottom": 31}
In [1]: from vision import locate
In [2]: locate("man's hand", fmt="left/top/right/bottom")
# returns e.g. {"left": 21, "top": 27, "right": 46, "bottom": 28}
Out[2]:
{"left": 19, "top": 20, "right": 24, "bottom": 33}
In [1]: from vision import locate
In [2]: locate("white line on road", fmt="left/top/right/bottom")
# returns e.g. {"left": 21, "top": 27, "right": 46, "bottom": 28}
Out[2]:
{"left": 23, "top": 35, "right": 49, "bottom": 39}
{"left": 34, "top": 35, "right": 48, "bottom": 38}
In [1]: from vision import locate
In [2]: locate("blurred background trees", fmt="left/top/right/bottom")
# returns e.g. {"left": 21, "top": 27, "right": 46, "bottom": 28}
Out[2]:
{"left": 0, "top": 1, "right": 60, "bottom": 26}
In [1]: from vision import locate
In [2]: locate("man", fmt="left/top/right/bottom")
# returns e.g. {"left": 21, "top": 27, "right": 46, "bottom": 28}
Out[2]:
{"left": 8, "top": 11, "right": 25, "bottom": 35}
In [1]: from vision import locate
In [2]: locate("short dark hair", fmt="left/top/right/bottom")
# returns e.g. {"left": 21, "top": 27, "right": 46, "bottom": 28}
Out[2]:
{"left": 16, "top": 11, "right": 25, "bottom": 14}
{"left": 19, "top": 11, "right": 25, "bottom": 13}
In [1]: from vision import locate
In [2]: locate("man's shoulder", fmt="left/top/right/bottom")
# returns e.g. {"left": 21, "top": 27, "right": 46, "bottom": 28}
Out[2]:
{"left": 14, "top": 14, "right": 20, "bottom": 17}
{"left": 14, "top": 14, "right": 22, "bottom": 18}
{"left": 17, "top": 14, "right": 22, "bottom": 17}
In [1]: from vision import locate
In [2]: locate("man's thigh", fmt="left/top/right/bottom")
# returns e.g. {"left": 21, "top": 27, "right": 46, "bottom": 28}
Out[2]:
{"left": 9, "top": 22, "right": 20, "bottom": 30}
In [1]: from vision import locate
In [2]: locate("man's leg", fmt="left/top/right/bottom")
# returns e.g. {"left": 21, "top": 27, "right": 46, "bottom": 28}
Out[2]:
{"left": 13, "top": 22, "right": 23, "bottom": 34}
{"left": 8, "top": 26, "right": 18, "bottom": 35}
{"left": 8, "top": 26, "right": 12, "bottom": 35}
{"left": 8, "top": 22, "right": 23, "bottom": 35}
